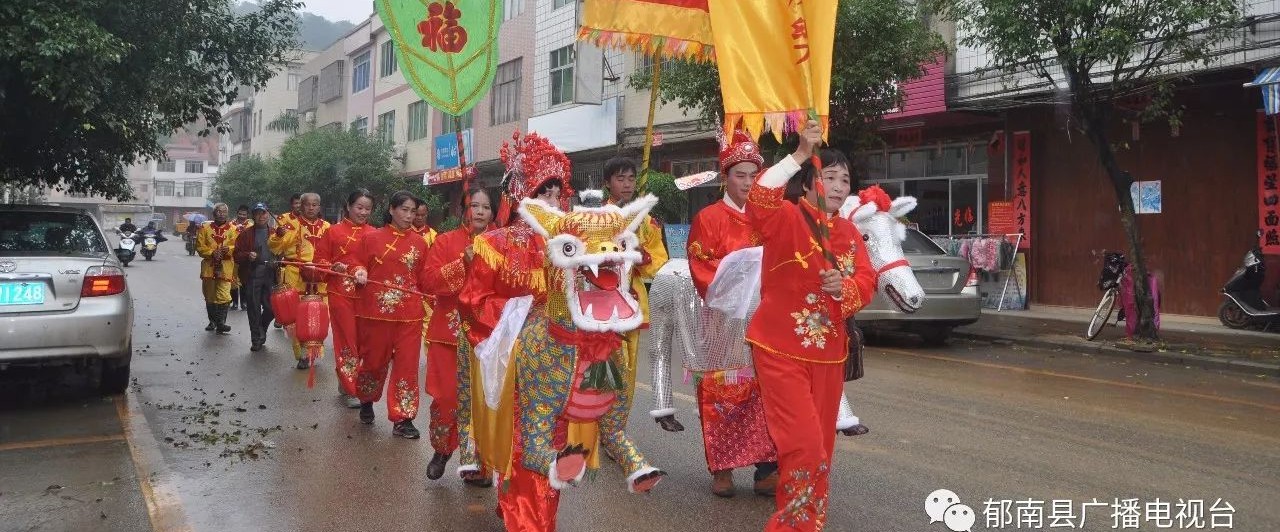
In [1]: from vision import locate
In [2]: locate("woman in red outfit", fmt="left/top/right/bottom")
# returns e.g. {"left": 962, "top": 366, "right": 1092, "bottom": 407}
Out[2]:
{"left": 313, "top": 189, "right": 375, "bottom": 409}
{"left": 421, "top": 188, "right": 495, "bottom": 480}
{"left": 350, "top": 191, "right": 434, "bottom": 439}
{"left": 746, "top": 121, "right": 877, "bottom": 531}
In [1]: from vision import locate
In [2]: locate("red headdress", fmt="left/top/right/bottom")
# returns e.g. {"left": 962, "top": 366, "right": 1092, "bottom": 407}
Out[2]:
{"left": 497, "top": 130, "right": 574, "bottom": 226}
{"left": 718, "top": 129, "right": 764, "bottom": 174}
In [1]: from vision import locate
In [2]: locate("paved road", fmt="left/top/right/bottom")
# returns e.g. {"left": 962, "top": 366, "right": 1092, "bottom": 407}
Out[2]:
{"left": 2, "top": 244, "right": 1279, "bottom": 532}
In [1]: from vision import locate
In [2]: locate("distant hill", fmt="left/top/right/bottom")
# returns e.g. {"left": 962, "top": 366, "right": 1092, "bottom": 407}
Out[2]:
{"left": 234, "top": 2, "right": 357, "bottom": 51}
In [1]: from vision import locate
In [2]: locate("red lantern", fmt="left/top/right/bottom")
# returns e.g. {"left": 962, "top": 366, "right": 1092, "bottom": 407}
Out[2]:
{"left": 295, "top": 294, "right": 330, "bottom": 388}
{"left": 271, "top": 285, "right": 301, "bottom": 326}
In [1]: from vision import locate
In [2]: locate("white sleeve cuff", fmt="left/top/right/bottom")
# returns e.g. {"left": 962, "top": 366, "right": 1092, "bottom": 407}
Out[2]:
{"left": 757, "top": 154, "right": 802, "bottom": 189}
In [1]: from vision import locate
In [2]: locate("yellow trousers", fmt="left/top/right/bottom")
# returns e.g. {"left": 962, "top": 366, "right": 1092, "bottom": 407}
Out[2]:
{"left": 202, "top": 279, "right": 232, "bottom": 305}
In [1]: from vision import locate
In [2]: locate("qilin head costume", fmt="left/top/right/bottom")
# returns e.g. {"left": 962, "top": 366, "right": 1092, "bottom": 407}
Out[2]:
{"left": 468, "top": 133, "right": 665, "bottom": 531}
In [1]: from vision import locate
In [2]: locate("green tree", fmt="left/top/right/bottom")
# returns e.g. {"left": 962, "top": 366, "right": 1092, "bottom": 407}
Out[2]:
{"left": 213, "top": 128, "right": 442, "bottom": 221}
{"left": 211, "top": 156, "right": 277, "bottom": 214}
{"left": 643, "top": 171, "right": 690, "bottom": 224}
{"left": 0, "top": 0, "right": 300, "bottom": 200}
{"left": 930, "top": 0, "right": 1244, "bottom": 341}
{"left": 630, "top": 0, "right": 946, "bottom": 152}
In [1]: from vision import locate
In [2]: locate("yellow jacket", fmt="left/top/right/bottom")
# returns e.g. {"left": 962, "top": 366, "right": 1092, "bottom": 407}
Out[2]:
{"left": 632, "top": 215, "right": 669, "bottom": 325}
{"left": 196, "top": 222, "right": 239, "bottom": 282}
{"left": 269, "top": 216, "right": 331, "bottom": 293}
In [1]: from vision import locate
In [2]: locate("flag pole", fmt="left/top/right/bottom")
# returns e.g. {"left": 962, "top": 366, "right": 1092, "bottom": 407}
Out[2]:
{"left": 638, "top": 53, "right": 663, "bottom": 194}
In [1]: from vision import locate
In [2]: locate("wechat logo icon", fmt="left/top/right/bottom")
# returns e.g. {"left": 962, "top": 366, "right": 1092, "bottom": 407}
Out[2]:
{"left": 926, "top": 489, "right": 976, "bottom": 532}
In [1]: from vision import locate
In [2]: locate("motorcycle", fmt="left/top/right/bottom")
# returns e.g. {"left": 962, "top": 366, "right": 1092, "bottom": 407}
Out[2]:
{"left": 1218, "top": 233, "right": 1279, "bottom": 331}
{"left": 139, "top": 229, "right": 166, "bottom": 261}
{"left": 115, "top": 230, "right": 138, "bottom": 266}
{"left": 183, "top": 232, "right": 196, "bottom": 256}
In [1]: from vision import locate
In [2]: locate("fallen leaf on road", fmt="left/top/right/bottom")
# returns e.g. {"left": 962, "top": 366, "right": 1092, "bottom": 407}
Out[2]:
{"left": 258, "top": 405, "right": 267, "bottom": 410}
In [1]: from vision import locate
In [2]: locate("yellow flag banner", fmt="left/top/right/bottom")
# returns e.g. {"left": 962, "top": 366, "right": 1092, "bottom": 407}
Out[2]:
{"left": 579, "top": 0, "right": 715, "bottom": 61}
{"left": 707, "top": 0, "right": 837, "bottom": 141}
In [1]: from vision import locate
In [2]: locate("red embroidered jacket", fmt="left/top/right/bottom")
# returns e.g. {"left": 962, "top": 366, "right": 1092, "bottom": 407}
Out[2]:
{"left": 421, "top": 227, "right": 473, "bottom": 345}
{"left": 313, "top": 219, "right": 371, "bottom": 300}
{"left": 458, "top": 222, "right": 547, "bottom": 347}
{"left": 349, "top": 225, "right": 431, "bottom": 322}
{"left": 744, "top": 156, "right": 877, "bottom": 364}
{"left": 687, "top": 198, "right": 762, "bottom": 299}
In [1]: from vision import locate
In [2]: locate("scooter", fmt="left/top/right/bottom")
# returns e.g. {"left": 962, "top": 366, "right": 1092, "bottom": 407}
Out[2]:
{"left": 183, "top": 232, "right": 196, "bottom": 256}
{"left": 115, "top": 230, "right": 138, "bottom": 266}
{"left": 1218, "top": 234, "right": 1279, "bottom": 331}
{"left": 139, "top": 229, "right": 166, "bottom": 261}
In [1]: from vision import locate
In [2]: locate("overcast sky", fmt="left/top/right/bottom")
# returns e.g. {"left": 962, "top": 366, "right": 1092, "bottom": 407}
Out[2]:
{"left": 301, "top": 0, "right": 374, "bottom": 23}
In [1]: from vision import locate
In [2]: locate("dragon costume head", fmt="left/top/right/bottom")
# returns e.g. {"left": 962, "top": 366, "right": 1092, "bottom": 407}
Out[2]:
{"left": 517, "top": 190, "right": 659, "bottom": 333}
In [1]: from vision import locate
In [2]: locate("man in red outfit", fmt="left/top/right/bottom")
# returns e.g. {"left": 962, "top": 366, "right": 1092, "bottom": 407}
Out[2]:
{"left": 683, "top": 130, "right": 779, "bottom": 497}
{"left": 350, "top": 191, "right": 433, "bottom": 439}
{"left": 746, "top": 121, "right": 877, "bottom": 531}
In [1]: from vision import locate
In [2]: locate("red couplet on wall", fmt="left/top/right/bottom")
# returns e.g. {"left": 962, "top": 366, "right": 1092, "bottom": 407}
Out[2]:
{"left": 1258, "top": 111, "right": 1280, "bottom": 254}
{"left": 1011, "top": 131, "right": 1032, "bottom": 249}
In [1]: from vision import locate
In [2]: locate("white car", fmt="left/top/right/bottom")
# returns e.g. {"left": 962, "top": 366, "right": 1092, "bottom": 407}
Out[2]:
{"left": 0, "top": 205, "right": 134, "bottom": 393}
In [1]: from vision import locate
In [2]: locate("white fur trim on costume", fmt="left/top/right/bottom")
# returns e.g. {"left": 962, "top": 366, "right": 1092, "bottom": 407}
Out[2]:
{"left": 547, "top": 454, "right": 587, "bottom": 490}
{"left": 836, "top": 415, "right": 861, "bottom": 430}
{"left": 649, "top": 407, "right": 677, "bottom": 419}
{"left": 627, "top": 466, "right": 662, "bottom": 494}
{"left": 456, "top": 464, "right": 480, "bottom": 478}
{"left": 889, "top": 196, "right": 918, "bottom": 218}
{"left": 756, "top": 154, "right": 801, "bottom": 189}
{"left": 578, "top": 189, "right": 605, "bottom": 203}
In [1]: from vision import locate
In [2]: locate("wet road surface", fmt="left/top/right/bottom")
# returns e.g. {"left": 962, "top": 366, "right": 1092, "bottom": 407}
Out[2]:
{"left": 2, "top": 244, "right": 1279, "bottom": 531}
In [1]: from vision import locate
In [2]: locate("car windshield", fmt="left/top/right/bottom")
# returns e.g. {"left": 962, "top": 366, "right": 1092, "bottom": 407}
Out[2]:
{"left": 0, "top": 211, "right": 109, "bottom": 255}
{"left": 902, "top": 229, "right": 947, "bottom": 255}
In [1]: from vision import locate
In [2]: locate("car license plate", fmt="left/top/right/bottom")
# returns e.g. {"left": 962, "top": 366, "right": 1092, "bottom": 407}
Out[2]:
{"left": 0, "top": 282, "right": 45, "bottom": 306}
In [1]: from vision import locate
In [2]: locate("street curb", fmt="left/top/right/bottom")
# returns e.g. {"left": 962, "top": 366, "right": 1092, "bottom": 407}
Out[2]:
{"left": 952, "top": 330, "right": 1280, "bottom": 377}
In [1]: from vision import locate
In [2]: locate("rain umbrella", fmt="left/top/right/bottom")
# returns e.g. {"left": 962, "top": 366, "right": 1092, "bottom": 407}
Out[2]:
{"left": 183, "top": 213, "right": 208, "bottom": 224}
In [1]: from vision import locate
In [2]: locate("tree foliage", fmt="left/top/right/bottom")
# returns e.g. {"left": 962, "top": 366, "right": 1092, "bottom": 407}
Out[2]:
{"left": 212, "top": 129, "right": 442, "bottom": 221}
{"left": 0, "top": 0, "right": 301, "bottom": 200}
{"left": 643, "top": 171, "right": 690, "bottom": 224}
{"left": 630, "top": 0, "right": 947, "bottom": 151}
{"left": 930, "top": 0, "right": 1244, "bottom": 340}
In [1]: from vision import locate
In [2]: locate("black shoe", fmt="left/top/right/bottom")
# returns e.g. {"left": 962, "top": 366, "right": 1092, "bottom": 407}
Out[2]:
{"left": 296, "top": 358, "right": 310, "bottom": 370}
{"left": 206, "top": 322, "right": 216, "bottom": 331}
{"left": 250, "top": 343, "right": 263, "bottom": 352}
{"left": 359, "top": 402, "right": 375, "bottom": 424}
{"left": 393, "top": 420, "right": 421, "bottom": 439}
{"left": 426, "top": 452, "right": 451, "bottom": 480}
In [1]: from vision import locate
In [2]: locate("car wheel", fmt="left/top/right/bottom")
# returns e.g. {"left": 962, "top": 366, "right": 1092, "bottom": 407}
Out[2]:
{"left": 100, "top": 350, "right": 132, "bottom": 395}
{"left": 919, "top": 328, "right": 951, "bottom": 346}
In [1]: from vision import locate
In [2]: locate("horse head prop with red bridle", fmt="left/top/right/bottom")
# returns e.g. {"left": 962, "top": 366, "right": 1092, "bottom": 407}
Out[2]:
{"left": 840, "top": 185, "right": 925, "bottom": 314}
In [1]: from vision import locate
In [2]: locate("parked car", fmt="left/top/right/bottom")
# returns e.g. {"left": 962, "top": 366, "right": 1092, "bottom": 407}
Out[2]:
{"left": 855, "top": 228, "right": 981, "bottom": 345}
{"left": 0, "top": 205, "right": 135, "bottom": 393}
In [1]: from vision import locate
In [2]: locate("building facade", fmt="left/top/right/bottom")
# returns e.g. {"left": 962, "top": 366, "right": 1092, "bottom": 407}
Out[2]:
{"left": 868, "top": 5, "right": 1280, "bottom": 317}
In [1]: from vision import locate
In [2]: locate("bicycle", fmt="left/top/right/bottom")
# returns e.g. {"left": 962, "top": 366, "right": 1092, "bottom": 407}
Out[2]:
{"left": 1085, "top": 251, "right": 1128, "bottom": 340}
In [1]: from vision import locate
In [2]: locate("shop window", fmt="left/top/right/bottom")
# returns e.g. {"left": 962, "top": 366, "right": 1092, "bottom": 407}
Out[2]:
{"left": 968, "top": 145, "right": 989, "bottom": 174}
{"left": 904, "top": 179, "right": 950, "bottom": 236}
{"left": 888, "top": 150, "right": 926, "bottom": 179}
{"left": 926, "top": 146, "right": 966, "bottom": 176}
{"left": 862, "top": 153, "right": 887, "bottom": 181}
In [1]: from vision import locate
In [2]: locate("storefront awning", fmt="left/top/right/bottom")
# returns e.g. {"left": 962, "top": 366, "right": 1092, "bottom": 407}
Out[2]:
{"left": 1244, "top": 66, "right": 1280, "bottom": 87}
{"left": 1245, "top": 67, "right": 1280, "bottom": 115}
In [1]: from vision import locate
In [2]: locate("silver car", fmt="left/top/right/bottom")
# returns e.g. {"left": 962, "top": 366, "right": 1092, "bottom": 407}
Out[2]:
{"left": 855, "top": 228, "right": 981, "bottom": 344}
{"left": 0, "top": 205, "right": 134, "bottom": 393}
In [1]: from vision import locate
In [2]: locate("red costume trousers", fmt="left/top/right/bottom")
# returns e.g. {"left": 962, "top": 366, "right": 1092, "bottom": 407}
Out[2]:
{"left": 697, "top": 375, "right": 777, "bottom": 472}
{"left": 425, "top": 340, "right": 460, "bottom": 454}
{"left": 328, "top": 296, "right": 359, "bottom": 396}
{"left": 754, "top": 352, "right": 842, "bottom": 532}
{"left": 355, "top": 318, "right": 421, "bottom": 423}
{"left": 496, "top": 407, "right": 559, "bottom": 532}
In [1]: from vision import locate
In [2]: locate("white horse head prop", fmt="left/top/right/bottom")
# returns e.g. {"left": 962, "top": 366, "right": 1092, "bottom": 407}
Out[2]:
{"left": 840, "top": 186, "right": 925, "bottom": 314}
